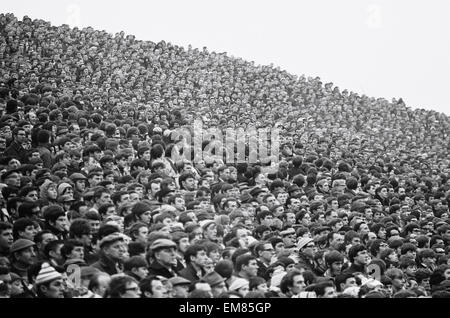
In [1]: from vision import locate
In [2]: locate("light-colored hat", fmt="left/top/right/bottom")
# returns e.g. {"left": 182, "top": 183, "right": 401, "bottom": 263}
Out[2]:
{"left": 35, "top": 263, "right": 62, "bottom": 285}
{"left": 297, "top": 237, "right": 314, "bottom": 250}
{"left": 228, "top": 278, "right": 249, "bottom": 291}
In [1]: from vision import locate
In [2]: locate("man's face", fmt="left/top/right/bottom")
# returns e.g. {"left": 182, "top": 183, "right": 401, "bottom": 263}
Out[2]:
{"left": 354, "top": 250, "right": 371, "bottom": 265}
{"left": 205, "top": 224, "right": 217, "bottom": 240}
{"left": 290, "top": 274, "right": 306, "bottom": 295}
{"left": 0, "top": 229, "right": 14, "bottom": 248}
{"left": 277, "top": 193, "right": 288, "bottom": 205}
{"left": 122, "top": 281, "right": 141, "bottom": 298}
{"left": 178, "top": 237, "right": 190, "bottom": 253}
{"left": 5, "top": 172, "right": 20, "bottom": 187}
{"left": 322, "top": 286, "right": 337, "bottom": 298}
{"left": 0, "top": 137, "right": 6, "bottom": 151}
{"left": 24, "top": 190, "right": 39, "bottom": 202}
{"left": 42, "top": 278, "right": 65, "bottom": 298}
{"left": 183, "top": 177, "right": 196, "bottom": 191}
{"left": 17, "top": 246, "right": 36, "bottom": 265}
{"left": 192, "top": 250, "right": 209, "bottom": 267}
{"left": 225, "top": 200, "right": 238, "bottom": 212}
{"left": 98, "top": 192, "right": 112, "bottom": 205}
{"left": 150, "top": 182, "right": 160, "bottom": 195}
{"left": 289, "top": 198, "right": 301, "bottom": 210}
{"left": 282, "top": 233, "right": 296, "bottom": 247}
{"left": 265, "top": 196, "right": 276, "bottom": 208}
{"left": 53, "top": 216, "right": 69, "bottom": 232}
{"left": 15, "top": 129, "right": 27, "bottom": 143}
{"left": 150, "top": 280, "right": 167, "bottom": 298}
{"left": 134, "top": 187, "right": 144, "bottom": 199}
{"left": 342, "top": 277, "right": 357, "bottom": 291}
{"left": 90, "top": 175, "right": 103, "bottom": 187}
{"left": 69, "top": 246, "right": 84, "bottom": 260}
{"left": 243, "top": 259, "right": 259, "bottom": 277}
{"left": 135, "top": 226, "right": 149, "bottom": 243}
{"left": 174, "top": 197, "right": 185, "bottom": 211}
{"left": 88, "top": 220, "right": 100, "bottom": 235}
{"left": 330, "top": 233, "right": 345, "bottom": 249}
{"left": 104, "top": 240, "right": 127, "bottom": 261}
{"left": 119, "top": 194, "right": 130, "bottom": 205}
{"left": 261, "top": 215, "right": 273, "bottom": 228}
{"left": 155, "top": 247, "right": 176, "bottom": 266}
{"left": 20, "top": 225, "right": 38, "bottom": 241}
{"left": 286, "top": 213, "right": 296, "bottom": 224}
{"left": 75, "top": 180, "right": 86, "bottom": 192}
{"left": 40, "top": 233, "right": 56, "bottom": 248}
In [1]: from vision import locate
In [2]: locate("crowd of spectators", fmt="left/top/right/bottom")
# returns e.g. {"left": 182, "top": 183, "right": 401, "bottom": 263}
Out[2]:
{"left": 0, "top": 13, "right": 450, "bottom": 298}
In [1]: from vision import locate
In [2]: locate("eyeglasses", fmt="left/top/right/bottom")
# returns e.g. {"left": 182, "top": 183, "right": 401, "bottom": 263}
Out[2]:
{"left": 125, "top": 287, "right": 140, "bottom": 292}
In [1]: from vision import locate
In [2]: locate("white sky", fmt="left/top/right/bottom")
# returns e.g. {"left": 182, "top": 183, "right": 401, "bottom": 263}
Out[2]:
{"left": 3, "top": 0, "right": 450, "bottom": 115}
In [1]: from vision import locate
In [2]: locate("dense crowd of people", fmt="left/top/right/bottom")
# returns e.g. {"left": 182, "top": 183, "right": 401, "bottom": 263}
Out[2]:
{"left": 0, "top": 13, "right": 450, "bottom": 298}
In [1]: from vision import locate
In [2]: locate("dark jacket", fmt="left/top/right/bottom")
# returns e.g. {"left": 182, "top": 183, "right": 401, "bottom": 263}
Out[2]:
{"left": 91, "top": 251, "right": 123, "bottom": 276}
{"left": 343, "top": 263, "right": 365, "bottom": 275}
{"left": 178, "top": 263, "right": 205, "bottom": 282}
{"left": 37, "top": 144, "right": 53, "bottom": 169}
{"left": 0, "top": 245, "right": 9, "bottom": 258}
{"left": 85, "top": 246, "right": 99, "bottom": 265}
{"left": 148, "top": 260, "right": 178, "bottom": 279}
{"left": 4, "top": 141, "right": 27, "bottom": 163}
{"left": 296, "top": 253, "right": 315, "bottom": 273}
{"left": 44, "top": 223, "right": 68, "bottom": 241}
{"left": 10, "top": 261, "right": 30, "bottom": 282}
{"left": 256, "top": 259, "right": 270, "bottom": 280}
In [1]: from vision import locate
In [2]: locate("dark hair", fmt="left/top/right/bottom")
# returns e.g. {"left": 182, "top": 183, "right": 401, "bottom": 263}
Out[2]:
{"left": 12, "top": 218, "right": 35, "bottom": 240}
{"left": 235, "top": 254, "right": 256, "bottom": 272}
{"left": 106, "top": 275, "right": 138, "bottom": 298}
{"left": 348, "top": 244, "right": 367, "bottom": 263}
{"left": 184, "top": 244, "right": 207, "bottom": 264}
{"left": 335, "top": 273, "right": 355, "bottom": 292}
{"left": 310, "top": 280, "right": 335, "bottom": 297}
{"left": 69, "top": 219, "right": 91, "bottom": 238}
{"left": 44, "top": 240, "right": 64, "bottom": 259}
{"left": 249, "top": 276, "right": 266, "bottom": 290}
{"left": 280, "top": 270, "right": 303, "bottom": 294}
{"left": 324, "top": 250, "right": 344, "bottom": 267}
{"left": 60, "top": 239, "right": 84, "bottom": 260}
{"left": 139, "top": 276, "right": 160, "bottom": 296}
{"left": 43, "top": 205, "right": 65, "bottom": 223}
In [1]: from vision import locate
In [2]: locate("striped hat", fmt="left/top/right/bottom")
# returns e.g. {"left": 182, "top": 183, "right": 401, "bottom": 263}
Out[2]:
{"left": 35, "top": 263, "right": 62, "bottom": 285}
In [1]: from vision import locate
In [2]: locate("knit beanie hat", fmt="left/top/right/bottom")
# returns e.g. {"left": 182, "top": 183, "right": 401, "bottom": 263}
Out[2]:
{"left": 35, "top": 263, "right": 62, "bottom": 285}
